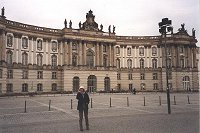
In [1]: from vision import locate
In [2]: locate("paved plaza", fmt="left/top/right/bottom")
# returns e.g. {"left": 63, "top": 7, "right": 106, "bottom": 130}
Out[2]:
{"left": 0, "top": 92, "right": 199, "bottom": 133}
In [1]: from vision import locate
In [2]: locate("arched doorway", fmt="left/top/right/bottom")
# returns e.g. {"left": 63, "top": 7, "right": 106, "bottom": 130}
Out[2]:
{"left": 183, "top": 76, "right": 190, "bottom": 91}
{"left": 73, "top": 76, "right": 80, "bottom": 92}
{"left": 104, "top": 77, "right": 110, "bottom": 92}
{"left": 87, "top": 75, "right": 97, "bottom": 93}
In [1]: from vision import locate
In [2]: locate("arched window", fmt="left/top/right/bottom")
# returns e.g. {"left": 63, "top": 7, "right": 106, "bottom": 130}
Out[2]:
{"left": 37, "top": 54, "right": 43, "bottom": 66}
{"left": 87, "top": 75, "right": 97, "bottom": 93}
{"left": 51, "top": 41, "right": 57, "bottom": 52}
{"left": 152, "top": 47, "right": 157, "bottom": 56}
{"left": 140, "top": 58, "right": 144, "bottom": 68}
{"left": 73, "top": 76, "right": 80, "bottom": 92}
{"left": 22, "top": 37, "right": 28, "bottom": 49}
{"left": 152, "top": 59, "right": 157, "bottom": 68}
{"left": 104, "top": 77, "right": 110, "bottom": 92}
{"left": 127, "top": 59, "right": 132, "bottom": 69}
{"left": 116, "top": 46, "right": 120, "bottom": 54}
{"left": 6, "top": 50, "right": 13, "bottom": 65}
{"left": 103, "top": 55, "right": 107, "bottom": 67}
{"left": 51, "top": 55, "right": 57, "bottom": 67}
{"left": 52, "top": 83, "right": 57, "bottom": 91}
{"left": 7, "top": 35, "right": 13, "bottom": 47}
{"left": 183, "top": 76, "right": 190, "bottom": 91}
{"left": 72, "top": 54, "right": 77, "bottom": 66}
{"left": 37, "top": 39, "right": 42, "bottom": 50}
{"left": 86, "top": 50, "right": 94, "bottom": 67}
{"left": 116, "top": 58, "right": 120, "bottom": 69}
{"left": 22, "top": 52, "right": 28, "bottom": 66}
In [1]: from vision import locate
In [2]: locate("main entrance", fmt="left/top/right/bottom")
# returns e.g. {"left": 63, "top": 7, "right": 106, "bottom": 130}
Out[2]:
{"left": 87, "top": 75, "right": 97, "bottom": 93}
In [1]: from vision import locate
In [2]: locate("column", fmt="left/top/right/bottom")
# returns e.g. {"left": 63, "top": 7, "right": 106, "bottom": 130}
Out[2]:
{"left": 96, "top": 42, "right": 99, "bottom": 66}
{"left": 78, "top": 40, "right": 82, "bottom": 65}
{"left": 63, "top": 40, "right": 68, "bottom": 65}
{"left": 109, "top": 44, "right": 112, "bottom": 66}
{"left": 112, "top": 44, "right": 115, "bottom": 67}
{"left": 99, "top": 43, "right": 102, "bottom": 66}
{"left": 82, "top": 41, "right": 86, "bottom": 65}
{"left": 69, "top": 40, "right": 72, "bottom": 65}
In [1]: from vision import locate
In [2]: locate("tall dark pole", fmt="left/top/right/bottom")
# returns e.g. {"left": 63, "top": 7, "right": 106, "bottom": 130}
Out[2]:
{"left": 159, "top": 18, "right": 172, "bottom": 114}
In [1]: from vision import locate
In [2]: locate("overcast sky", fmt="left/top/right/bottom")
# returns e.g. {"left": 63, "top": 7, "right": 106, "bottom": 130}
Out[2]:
{"left": 1, "top": 0, "right": 200, "bottom": 46}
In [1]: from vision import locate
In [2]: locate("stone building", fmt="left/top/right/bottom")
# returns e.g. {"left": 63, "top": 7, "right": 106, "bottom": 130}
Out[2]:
{"left": 0, "top": 9, "right": 199, "bottom": 94}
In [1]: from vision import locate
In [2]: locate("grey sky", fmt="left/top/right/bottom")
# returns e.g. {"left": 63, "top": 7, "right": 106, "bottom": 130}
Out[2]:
{"left": 1, "top": 0, "right": 199, "bottom": 46}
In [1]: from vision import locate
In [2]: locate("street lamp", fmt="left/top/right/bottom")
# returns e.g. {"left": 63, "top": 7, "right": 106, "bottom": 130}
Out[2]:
{"left": 158, "top": 18, "right": 173, "bottom": 114}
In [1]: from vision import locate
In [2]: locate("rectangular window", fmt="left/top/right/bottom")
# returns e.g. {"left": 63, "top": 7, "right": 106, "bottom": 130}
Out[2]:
{"left": 153, "top": 83, "right": 158, "bottom": 90}
{"left": 128, "top": 73, "right": 132, "bottom": 80}
{"left": 117, "top": 84, "right": 121, "bottom": 91}
{"left": 6, "top": 83, "right": 13, "bottom": 93}
{"left": 7, "top": 70, "right": 13, "bottom": 79}
{"left": 0, "top": 69, "right": 2, "bottom": 78}
{"left": 139, "top": 47, "right": 144, "bottom": 56}
{"left": 127, "top": 47, "right": 131, "bottom": 56}
{"left": 129, "top": 84, "right": 133, "bottom": 90}
{"left": 153, "top": 73, "right": 158, "bottom": 80}
{"left": 22, "top": 70, "right": 28, "bottom": 79}
{"left": 52, "top": 72, "right": 57, "bottom": 79}
{"left": 103, "top": 45, "right": 107, "bottom": 52}
{"left": 22, "top": 84, "right": 28, "bottom": 92}
{"left": 0, "top": 83, "right": 2, "bottom": 93}
{"left": 117, "top": 73, "right": 121, "bottom": 80}
{"left": 37, "top": 71, "right": 43, "bottom": 79}
{"left": 37, "top": 39, "right": 42, "bottom": 50}
{"left": 116, "top": 47, "right": 120, "bottom": 54}
{"left": 140, "top": 73, "right": 145, "bottom": 80}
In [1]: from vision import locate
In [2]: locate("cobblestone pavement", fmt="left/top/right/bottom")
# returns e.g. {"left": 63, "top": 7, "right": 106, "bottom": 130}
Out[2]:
{"left": 0, "top": 92, "right": 199, "bottom": 133}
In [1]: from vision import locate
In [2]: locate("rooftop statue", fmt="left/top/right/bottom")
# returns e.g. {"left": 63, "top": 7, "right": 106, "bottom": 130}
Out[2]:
{"left": 69, "top": 20, "right": 72, "bottom": 28}
{"left": 64, "top": 19, "right": 67, "bottom": 28}
{"left": 82, "top": 10, "right": 99, "bottom": 31}
{"left": 192, "top": 28, "right": 195, "bottom": 38}
{"left": 1, "top": 7, "right": 6, "bottom": 18}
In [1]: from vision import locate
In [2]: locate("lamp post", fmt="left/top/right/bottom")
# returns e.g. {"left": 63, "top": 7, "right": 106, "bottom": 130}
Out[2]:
{"left": 159, "top": 18, "right": 173, "bottom": 114}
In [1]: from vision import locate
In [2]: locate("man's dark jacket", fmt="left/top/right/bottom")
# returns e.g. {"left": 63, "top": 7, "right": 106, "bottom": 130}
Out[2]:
{"left": 76, "top": 92, "right": 90, "bottom": 111}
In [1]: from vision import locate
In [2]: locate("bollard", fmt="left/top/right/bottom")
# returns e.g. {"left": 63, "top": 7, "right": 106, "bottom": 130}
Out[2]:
{"left": 49, "top": 100, "right": 51, "bottom": 111}
{"left": 71, "top": 99, "right": 73, "bottom": 109}
{"left": 174, "top": 96, "right": 176, "bottom": 105}
{"left": 24, "top": 100, "right": 27, "bottom": 113}
{"left": 110, "top": 97, "right": 112, "bottom": 107}
{"left": 144, "top": 97, "right": 146, "bottom": 106}
{"left": 187, "top": 95, "right": 190, "bottom": 104}
{"left": 91, "top": 98, "right": 93, "bottom": 108}
{"left": 127, "top": 97, "right": 129, "bottom": 107}
{"left": 159, "top": 96, "right": 161, "bottom": 106}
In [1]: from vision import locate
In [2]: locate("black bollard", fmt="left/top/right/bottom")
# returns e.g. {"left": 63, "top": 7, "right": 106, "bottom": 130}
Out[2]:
{"left": 91, "top": 98, "right": 93, "bottom": 108}
{"left": 24, "top": 100, "right": 27, "bottom": 113}
{"left": 159, "top": 96, "right": 161, "bottom": 106}
{"left": 71, "top": 99, "right": 73, "bottom": 109}
{"left": 174, "top": 96, "right": 176, "bottom": 105}
{"left": 187, "top": 95, "right": 190, "bottom": 104}
{"left": 127, "top": 97, "right": 129, "bottom": 107}
{"left": 49, "top": 100, "right": 51, "bottom": 111}
{"left": 144, "top": 97, "right": 146, "bottom": 106}
{"left": 110, "top": 97, "right": 112, "bottom": 107}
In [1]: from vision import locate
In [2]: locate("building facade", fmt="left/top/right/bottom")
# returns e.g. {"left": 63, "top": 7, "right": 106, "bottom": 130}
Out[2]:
{"left": 0, "top": 9, "right": 199, "bottom": 94}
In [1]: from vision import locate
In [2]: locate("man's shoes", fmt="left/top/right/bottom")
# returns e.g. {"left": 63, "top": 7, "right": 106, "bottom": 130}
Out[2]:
{"left": 80, "top": 129, "right": 83, "bottom": 131}
{"left": 86, "top": 127, "right": 89, "bottom": 130}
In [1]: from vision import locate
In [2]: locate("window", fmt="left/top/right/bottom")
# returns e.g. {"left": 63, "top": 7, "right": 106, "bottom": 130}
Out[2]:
{"left": 37, "top": 54, "right": 43, "bottom": 66}
{"left": 140, "top": 83, "right": 145, "bottom": 90}
{"left": 152, "top": 47, "right": 157, "bottom": 56}
{"left": 0, "top": 69, "right": 2, "bottom": 78}
{"left": 0, "top": 83, "right": 2, "bottom": 93}
{"left": 103, "top": 55, "right": 107, "bottom": 67}
{"left": 152, "top": 59, "right": 157, "bottom": 69}
{"left": 37, "top": 71, "right": 43, "bottom": 79}
{"left": 7, "top": 35, "right": 13, "bottom": 47}
{"left": 129, "top": 84, "right": 133, "bottom": 90}
{"left": 139, "top": 47, "right": 144, "bottom": 56}
{"left": 6, "top": 50, "right": 13, "bottom": 65}
{"left": 22, "top": 70, "right": 28, "bottom": 79}
{"left": 167, "top": 47, "right": 171, "bottom": 55}
{"left": 140, "top": 73, "right": 145, "bottom": 80}
{"left": 22, "top": 37, "right": 28, "bottom": 49}
{"left": 37, "top": 83, "right": 43, "bottom": 91}
{"left": 116, "top": 46, "right": 120, "bottom": 54}
{"left": 22, "top": 83, "right": 28, "bottom": 92}
{"left": 72, "top": 42, "right": 77, "bottom": 50}
{"left": 6, "top": 83, "right": 13, "bottom": 93}
{"left": 127, "top": 47, "right": 131, "bottom": 56}
{"left": 103, "top": 45, "right": 107, "bottom": 52}
{"left": 140, "top": 58, "right": 144, "bottom": 68}
{"left": 86, "top": 50, "right": 94, "bottom": 67}
{"left": 72, "top": 54, "right": 77, "bottom": 66}
{"left": 116, "top": 58, "right": 120, "bottom": 69}
{"left": 52, "top": 41, "right": 57, "bottom": 52}
{"left": 7, "top": 70, "right": 13, "bottom": 79}
{"left": 180, "top": 47, "right": 184, "bottom": 53}
{"left": 128, "top": 73, "right": 132, "bottom": 80}
{"left": 153, "top": 73, "right": 158, "bottom": 80}
{"left": 22, "top": 52, "right": 28, "bottom": 66}
{"left": 37, "top": 39, "right": 42, "bottom": 50}
{"left": 183, "top": 76, "right": 190, "bottom": 91}
{"left": 117, "top": 73, "right": 121, "bottom": 80}
{"left": 52, "top": 83, "right": 57, "bottom": 91}
{"left": 117, "top": 84, "right": 121, "bottom": 91}
{"left": 127, "top": 59, "right": 132, "bottom": 69}
{"left": 180, "top": 58, "right": 184, "bottom": 68}
{"left": 52, "top": 72, "right": 57, "bottom": 79}
{"left": 153, "top": 83, "right": 158, "bottom": 90}
{"left": 51, "top": 55, "right": 57, "bottom": 67}
{"left": 168, "top": 71, "right": 172, "bottom": 79}
{"left": 167, "top": 58, "right": 171, "bottom": 68}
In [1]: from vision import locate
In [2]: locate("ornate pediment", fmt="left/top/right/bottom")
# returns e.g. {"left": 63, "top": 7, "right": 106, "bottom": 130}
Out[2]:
{"left": 81, "top": 10, "right": 99, "bottom": 31}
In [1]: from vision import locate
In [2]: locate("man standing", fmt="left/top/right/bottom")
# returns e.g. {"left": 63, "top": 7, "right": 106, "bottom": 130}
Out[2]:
{"left": 76, "top": 86, "right": 90, "bottom": 131}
